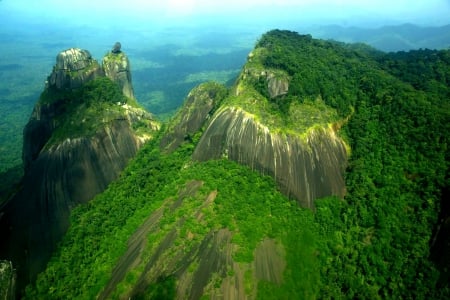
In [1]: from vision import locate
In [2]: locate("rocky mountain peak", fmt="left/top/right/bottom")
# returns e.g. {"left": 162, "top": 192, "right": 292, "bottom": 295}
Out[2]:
{"left": 55, "top": 48, "right": 93, "bottom": 70}
{"left": 102, "top": 42, "right": 135, "bottom": 99}
{"left": 0, "top": 44, "right": 158, "bottom": 292}
{"left": 47, "top": 47, "right": 103, "bottom": 90}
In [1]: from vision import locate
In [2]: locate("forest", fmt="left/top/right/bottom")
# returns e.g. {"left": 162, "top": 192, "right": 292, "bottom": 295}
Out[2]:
{"left": 3, "top": 29, "right": 450, "bottom": 298}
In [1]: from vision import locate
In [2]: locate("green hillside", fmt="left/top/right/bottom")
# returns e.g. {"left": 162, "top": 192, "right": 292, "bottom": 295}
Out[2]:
{"left": 24, "top": 30, "right": 449, "bottom": 299}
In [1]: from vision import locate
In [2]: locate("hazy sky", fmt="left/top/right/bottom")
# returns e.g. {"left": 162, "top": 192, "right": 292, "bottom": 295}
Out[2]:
{"left": 2, "top": 0, "right": 450, "bottom": 28}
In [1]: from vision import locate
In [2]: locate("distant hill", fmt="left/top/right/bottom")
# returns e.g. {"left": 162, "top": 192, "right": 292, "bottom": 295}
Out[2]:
{"left": 310, "top": 23, "right": 450, "bottom": 52}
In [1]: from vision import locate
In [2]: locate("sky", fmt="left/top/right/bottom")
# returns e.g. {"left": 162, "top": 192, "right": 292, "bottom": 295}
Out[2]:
{"left": 1, "top": 0, "right": 450, "bottom": 28}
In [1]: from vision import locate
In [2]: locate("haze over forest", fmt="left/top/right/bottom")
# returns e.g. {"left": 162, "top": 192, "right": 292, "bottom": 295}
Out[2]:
{"left": 1, "top": 0, "right": 449, "bottom": 170}
{"left": 0, "top": 0, "right": 449, "bottom": 173}
{"left": 2, "top": 0, "right": 450, "bottom": 27}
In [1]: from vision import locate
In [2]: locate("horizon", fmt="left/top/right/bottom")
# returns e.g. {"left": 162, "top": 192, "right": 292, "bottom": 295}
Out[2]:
{"left": 1, "top": 0, "right": 450, "bottom": 30}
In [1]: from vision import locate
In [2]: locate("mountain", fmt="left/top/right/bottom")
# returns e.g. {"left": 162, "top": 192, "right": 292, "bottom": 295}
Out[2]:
{"left": 3, "top": 30, "right": 450, "bottom": 299}
{"left": 0, "top": 46, "right": 159, "bottom": 293}
{"left": 190, "top": 62, "right": 348, "bottom": 208}
{"left": 1, "top": 23, "right": 448, "bottom": 177}
{"left": 312, "top": 23, "right": 450, "bottom": 52}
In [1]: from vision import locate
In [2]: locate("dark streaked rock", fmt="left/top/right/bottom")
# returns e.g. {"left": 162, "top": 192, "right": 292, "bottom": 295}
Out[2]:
{"left": 192, "top": 107, "right": 347, "bottom": 208}
{"left": 0, "top": 120, "right": 144, "bottom": 291}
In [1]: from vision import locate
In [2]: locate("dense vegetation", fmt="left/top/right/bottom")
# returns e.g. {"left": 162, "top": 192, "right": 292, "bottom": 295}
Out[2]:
{"left": 2, "top": 25, "right": 447, "bottom": 172}
{"left": 40, "top": 76, "right": 144, "bottom": 147}
{"left": 254, "top": 30, "right": 450, "bottom": 298}
{"left": 17, "top": 30, "right": 450, "bottom": 298}
{"left": 24, "top": 134, "right": 320, "bottom": 299}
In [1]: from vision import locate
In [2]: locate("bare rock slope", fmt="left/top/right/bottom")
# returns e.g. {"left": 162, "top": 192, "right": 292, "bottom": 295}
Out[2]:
{"left": 193, "top": 106, "right": 347, "bottom": 208}
{"left": 0, "top": 45, "right": 158, "bottom": 290}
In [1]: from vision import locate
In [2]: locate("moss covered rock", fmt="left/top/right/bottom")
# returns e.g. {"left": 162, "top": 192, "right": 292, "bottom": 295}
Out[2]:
{"left": 102, "top": 50, "right": 135, "bottom": 100}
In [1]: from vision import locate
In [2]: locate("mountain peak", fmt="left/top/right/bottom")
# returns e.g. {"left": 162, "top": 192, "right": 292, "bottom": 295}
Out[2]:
{"left": 0, "top": 44, "right": 159, "bottom": 292}
{"left": 102, "top": 42, "right": 135, "bottom": 99}
{"left": 45, "top": 44, "right": 136, "bottom": 101}
{"left": 47, "top": 47, "right": 103, "bottom": 90}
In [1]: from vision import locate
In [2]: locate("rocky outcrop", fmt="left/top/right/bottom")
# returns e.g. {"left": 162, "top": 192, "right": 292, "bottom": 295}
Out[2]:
{"left": 187, "top": 46, "right": 346, "bottom": 208}
{"left": 0, "top": 260, "right": 15, "bottom": 300}
{"left": 267, "top": 73, "right": 289, "bottom": 98}
{"left": 160, "top": 82, "right": 227, "bottom": 153}
{"left": 47, "top": 48, "right": 103, "bottom": 90}
{"left": 240, "top": 52, "right": 289, "bottom": 99}
{"left": 192, "top": 107, "right": 347, "bottom": 208}
{"left": 102, "top": 47, "right": 135, "bottom": 99}
{"left": 46, "top": 45, "right": 135, "bottom": 99}
{"left": 22, "top": 99, "right": 158, "bottom": 172}
{"left": 1, "top": 120, "right": 144, "bottom": 287}
{"left": 97, "top": 180, "right": 284, "bottom": 300}
{"left": 0, "top": 46, "right": 158, "bottom": 294}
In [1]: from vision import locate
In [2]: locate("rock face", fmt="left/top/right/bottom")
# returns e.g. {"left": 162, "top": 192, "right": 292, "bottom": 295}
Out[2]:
{"left": 22, "top": 98, "right": 156, "bottom": 172}
{"left": 239, "top": 58, "right": 289, "bottom": 99}
{"left": 96, "top": 180, "right": 283, "bottom": 300}
{"left": 102, "top": 49, "right": 135, "bottom": 99}
{"left": 0, "top": 260, "right": 16, "bottom": 300}
{"left": 160, "top": 82, "right": 227, "bottom": 153}
{"left": 1, "top": 120, "right": 144, "bottom": 286}
{"left": 267, "top": 73, "right": 289, "bottom": 98}
{"left": 0, "top": 46, "right": 157, "bottom": 294}
{"left": 22, "top": 101, "right": 56, "bottom": 171}
{"left": 47, "top": 48, "right": 103, "bottom": 89}
{"left": 186, "top": 41, "right": 348, "bottom": 208}
{"left": 192, "top": 107, "right": 347, "bottom": 208}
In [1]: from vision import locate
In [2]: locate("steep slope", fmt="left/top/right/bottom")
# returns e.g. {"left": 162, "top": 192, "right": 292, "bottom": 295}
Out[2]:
{"left": 162, "top": 58, "right": 348, "bottom": 208}
{"left": 23, "top": 30, "right": 450, "bottom": 299}
{"left": 25, "top": 140, "right": 320, "bottom": 300}
{"left": 191, "top": 33, "right": 350, "bottom": 208}
{"left": 0, "top": 260, "right": 15, "bottom": 300}
{"left": 0, "top": 47, "right": 159, "bottom": 293}
{"left": 160, "top": 81, "right": 228, "bottom": 153}
{"left": 192, "top": 107, "right": 347, "bottom": 208}
{"left": 102, "top": 43, "right": 135, "bottom": 100}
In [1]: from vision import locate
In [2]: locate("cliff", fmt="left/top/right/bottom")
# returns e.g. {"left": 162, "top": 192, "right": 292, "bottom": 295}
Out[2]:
{"left": 47, "top": 48, "right": 103, "bottom": 90}
{"left": 0, "top": 45, "right": 158, "bottom": 292}
{"left": 158, "top": 36, "right": 348, "bottom": 209}
{"left": 160, "top": 82, "right": 228, "bottom": 153}
{"left": 192, "top": 107, "right": 347, "bottom": 208}
{"left": 0, "top": 260, "right": 15, "bottom": 300}
{"left": 186, "top": 38, "right": 348, "bottom": 208}
{"left": 102, "top": 42, "right": 135, "bottom": 99}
